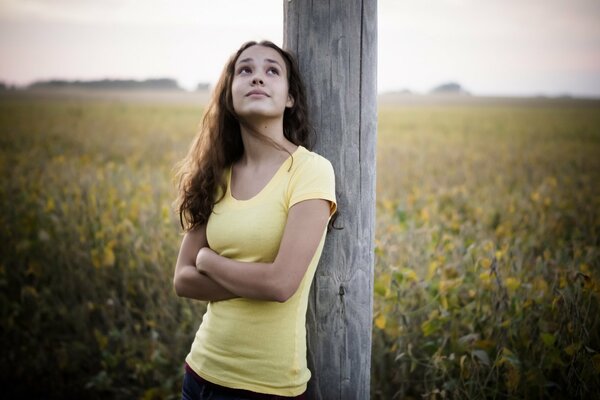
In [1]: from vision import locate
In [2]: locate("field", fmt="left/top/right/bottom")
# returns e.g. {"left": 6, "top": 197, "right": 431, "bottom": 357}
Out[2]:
{"left": 1, "top": 91, "right": 599, "bottom": 399}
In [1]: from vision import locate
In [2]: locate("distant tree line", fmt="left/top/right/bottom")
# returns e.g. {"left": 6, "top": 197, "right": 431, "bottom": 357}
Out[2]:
{"left": 431, "top": 82, "right": 470, "bottom": 95}
{"left": 0, "top": 82, "right": 17, "bottom": 91}
{"left": 20, "top": 78, "right": 211, "bottom": 91}
{"left": 28, "top": 78, "right": 184, "bottom": 91}
{"left": 381, "top": 82, "right": 472, "bottom": 97}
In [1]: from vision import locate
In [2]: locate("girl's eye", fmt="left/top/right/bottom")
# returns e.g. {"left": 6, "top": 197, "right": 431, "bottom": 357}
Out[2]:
{"left": 267, "top": 67, "right": 280, "bottom": 76}
{"left": 238, "top": 66, "right": 251, "bottom": 75}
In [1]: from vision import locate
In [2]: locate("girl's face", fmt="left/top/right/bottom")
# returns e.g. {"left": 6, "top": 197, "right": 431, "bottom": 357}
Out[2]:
{"left": 231, "top": 45, "right": 294, "bottom": 120}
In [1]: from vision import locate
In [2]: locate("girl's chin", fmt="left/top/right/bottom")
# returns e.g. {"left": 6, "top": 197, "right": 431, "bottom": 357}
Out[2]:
{"left": 235, "top": 108, "right": 284, "bottom": 119}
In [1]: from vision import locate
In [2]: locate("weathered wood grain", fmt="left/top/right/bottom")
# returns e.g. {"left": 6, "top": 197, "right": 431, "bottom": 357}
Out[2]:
{"left": 284, "top": 1, "right": 377, "bottom": 399}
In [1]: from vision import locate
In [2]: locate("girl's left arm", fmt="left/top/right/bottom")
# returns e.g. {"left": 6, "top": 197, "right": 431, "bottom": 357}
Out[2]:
{"left": 196, "top": 198, "right": 331, "bottom": 302}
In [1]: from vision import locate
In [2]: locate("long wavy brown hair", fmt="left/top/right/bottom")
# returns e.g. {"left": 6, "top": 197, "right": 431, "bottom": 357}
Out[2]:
{"left": 174, "top": 40, "right": 314, "bottom": 231}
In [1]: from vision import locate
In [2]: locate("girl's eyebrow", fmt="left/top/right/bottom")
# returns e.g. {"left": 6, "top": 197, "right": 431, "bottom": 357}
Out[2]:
{"left": 265, "top": 58, "right": 283, "bottom": 68}
{"left": 236, "top": 57, "right": 282, "bottom": 68}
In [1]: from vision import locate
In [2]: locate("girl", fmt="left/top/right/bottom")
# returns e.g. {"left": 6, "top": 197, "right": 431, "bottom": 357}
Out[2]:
{"left": 173, "top": 41, "right": 337, "bottom": 399}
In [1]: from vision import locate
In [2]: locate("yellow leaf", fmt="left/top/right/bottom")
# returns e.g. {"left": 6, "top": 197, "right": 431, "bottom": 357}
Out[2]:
{"left": 564, "top": 342, "right": 581, "bottom": 356}
{"left": 440, "top": 295, "right": 448, "bottom": 310}
{"left": 540, "top": 332, "right": 556, "bottom": 347}
{"left": 533, "top": 277, "right": 548, "bottom": 298}
{"left": 91, "top": 249, "right": 101, "bottom": 269}
{"left": 505, "top": 364, "right": 520, "bottom": 392}
{"left": 374, "top": 273, "right": 390, "bottom": 297}
{"left": 483, "top": 241, "right": 494, "bottom": 252}
{"left": 543, "top": 249, "right": 551, "bottom": 261}
{"left": 480, "top": 257, "right": 491, "bottom": 269}
{"left": 102, "top": 246, "right": 115, "bottom": 267}
{"left": 580, "top": 263, "right": 591, "bottom": 275}
{"left": 593, "top": 354, "right": 600, "bottom": 373}
{"left": 505, "top": 277, "right": 520, "bottom": 294}
{"left": 26, "top": 261, "right": 42, "bottom": 277}
{"left": 495, "top": 250, "right": 503, "bottom": 261}
{"left": 460, "top": 354, "right": 469, "bottom": 378}
{"left": 496, "top": 347, "right": 519, "bottom": 367}
{"left": 427, "top": 261, "right": 439, "bottom": 280}
{"left": 439, "top": 277, "right": 463, "bottom": 294}
{"left": 21, "top": 285, "right": 38, "bottom": 298}
{"left": 551, "top": 296, "right": 562, "bottom": 311}
{"left": 421, "top": 312, "right": 440, "bottom": 337}
{"left": 479, "top": 272, "right": 491, "bottom": 286}
{"left": 475, "top": 339, "right": 496, "bottom": 351}
{"left": 374, "top": 314, "right": 386, "bottom": 330}
{"left": 559, "top": 274, "right": 568, "bottom": 288}
{"left": 401, "top": 268, "right": 418, "bottom": 282}
{"left": 419, "top": 207, "right": 429, "bottom": 222}
{"left": 94, "top": 329, "right": 108, "bottom": 350}
{"left": 142, "top": 388, "right": 163, "bottom": 400}
{"left": 45, "top": 197, "right": 55, "bottom": 212}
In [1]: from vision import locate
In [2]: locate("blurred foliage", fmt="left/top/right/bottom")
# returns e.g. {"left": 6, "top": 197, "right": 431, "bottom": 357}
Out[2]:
{"left": 1, "top": 95, "right": 599, "bottom": 398}
{"left": 0, "top": 97, "right": 205, "bottom": 399}
{"left": 372, "top": 104, "right": 600, "bottom": 399}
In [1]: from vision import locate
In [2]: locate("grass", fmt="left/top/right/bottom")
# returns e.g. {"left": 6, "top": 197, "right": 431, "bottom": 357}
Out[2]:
{"left": 1, "top": 92, "right": 599, "bottom": 399}
{"left": 372, "top": 102, "right": 600, "bottom": 399}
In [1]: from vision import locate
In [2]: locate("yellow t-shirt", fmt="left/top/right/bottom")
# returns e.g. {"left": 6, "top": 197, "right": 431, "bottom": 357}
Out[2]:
{"left": 185, "top": 145, "right": 337, "bottom": 396}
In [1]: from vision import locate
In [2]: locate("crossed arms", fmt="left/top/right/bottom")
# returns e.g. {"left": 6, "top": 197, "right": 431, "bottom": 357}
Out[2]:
{"left": 173, "top": 198, "right": 331, "bottom": 303}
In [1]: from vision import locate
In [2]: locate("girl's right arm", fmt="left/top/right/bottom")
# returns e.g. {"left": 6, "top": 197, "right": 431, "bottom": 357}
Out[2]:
{"left": 173, "top": 225, "right": 238, "bottom": 302}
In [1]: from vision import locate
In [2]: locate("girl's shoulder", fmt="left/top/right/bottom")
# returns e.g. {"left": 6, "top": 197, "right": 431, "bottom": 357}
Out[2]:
{"left": 287, "top": 146, "right": 336, "bottom": 186}
{"left": 292, "top": 146, "right": 334, "bottom": 172}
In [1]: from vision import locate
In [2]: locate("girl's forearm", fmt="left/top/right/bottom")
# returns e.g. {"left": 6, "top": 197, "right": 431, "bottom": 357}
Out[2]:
{"left": 173, "top": 264, "right": 238, "bottom": 302}
{"left": 198, "top": 249, "right": 285, "bottom": 302}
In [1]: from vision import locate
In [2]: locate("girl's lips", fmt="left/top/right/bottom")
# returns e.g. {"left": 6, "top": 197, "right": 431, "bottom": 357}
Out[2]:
{"left": 246, "top": 90, "right": 269, "bottom": 97}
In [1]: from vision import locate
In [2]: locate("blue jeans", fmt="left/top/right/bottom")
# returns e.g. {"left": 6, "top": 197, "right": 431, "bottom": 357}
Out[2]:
{"left": 181, "top": 370, "right": 251, "bottom": 400}
{"left": 181, "top": 370, "right": 307, "bottom": 400}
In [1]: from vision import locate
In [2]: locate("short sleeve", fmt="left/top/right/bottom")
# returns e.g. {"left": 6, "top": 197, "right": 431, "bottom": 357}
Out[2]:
{"left": 287, "top": 155, "right": 337, "bottom": 217}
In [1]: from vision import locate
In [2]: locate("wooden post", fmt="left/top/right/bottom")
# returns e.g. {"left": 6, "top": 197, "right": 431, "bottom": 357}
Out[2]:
{"left": 284, "top": 1, "right": 377, "bottom": 399}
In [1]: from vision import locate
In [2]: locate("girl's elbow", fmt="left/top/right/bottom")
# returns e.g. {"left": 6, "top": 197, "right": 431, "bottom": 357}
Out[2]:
{"left": 173, "top": 272, "right": 187, "bottom": 298}
{"left": 173, "top": 278, "right": 182, "bottom": 297}
{"left": 268, "top": 264, "right": 302, "bottom": 303}
{"left": 270, "top": 282, "right": 298, "bottom": 303}
{"left": 271, "top": 289, "right": 290, "bottom": 303}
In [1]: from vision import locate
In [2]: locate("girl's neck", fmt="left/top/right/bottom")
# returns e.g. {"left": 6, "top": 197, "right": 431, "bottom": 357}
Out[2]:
{"left": 238, "top": 120, "right": 297, "bottom": 167}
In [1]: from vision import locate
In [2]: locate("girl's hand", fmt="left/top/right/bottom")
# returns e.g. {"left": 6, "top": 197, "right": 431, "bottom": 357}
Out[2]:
{"left": 195, "top": 247, "right": 215, "bottom": 274}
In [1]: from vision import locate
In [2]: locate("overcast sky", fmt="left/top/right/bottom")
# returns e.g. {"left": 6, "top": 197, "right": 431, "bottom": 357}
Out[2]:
{"left": 1, "top": 0, "right": 599, "bottom": 97}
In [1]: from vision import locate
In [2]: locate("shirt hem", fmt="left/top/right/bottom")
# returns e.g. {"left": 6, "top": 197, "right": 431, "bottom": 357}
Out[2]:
{"left": 289, "top": 192, "right": 337, "bottom": 215}
{"left": 185, "top": 359, "right": 308, "bottom": 397}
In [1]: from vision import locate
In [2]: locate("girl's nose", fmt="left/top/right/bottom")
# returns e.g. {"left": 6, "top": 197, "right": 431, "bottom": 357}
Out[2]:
{"left": 252, "top": 77, "right": 264, "bottom": 86}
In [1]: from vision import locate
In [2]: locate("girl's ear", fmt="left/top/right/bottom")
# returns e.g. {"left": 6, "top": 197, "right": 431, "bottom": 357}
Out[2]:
{"left": 286, "top": 94, "right": 295, "bottom": 108}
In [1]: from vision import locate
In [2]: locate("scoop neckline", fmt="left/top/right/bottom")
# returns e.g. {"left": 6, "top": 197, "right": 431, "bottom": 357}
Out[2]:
{"left": 227, "top": 145, "right": 304, "bottom": 203}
